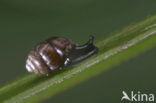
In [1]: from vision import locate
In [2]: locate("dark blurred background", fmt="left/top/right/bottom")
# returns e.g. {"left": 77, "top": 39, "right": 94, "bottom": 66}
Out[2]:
{"left": 0, "top": 0, "right": 156, "bottom": 103}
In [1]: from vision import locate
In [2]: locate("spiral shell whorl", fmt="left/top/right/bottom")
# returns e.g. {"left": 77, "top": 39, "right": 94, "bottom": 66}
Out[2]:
{"left": 26, "top": 37, "right": 74, "bottom": 75}
{"left": 26, "top": 50, "right": 51, "bottom": 75}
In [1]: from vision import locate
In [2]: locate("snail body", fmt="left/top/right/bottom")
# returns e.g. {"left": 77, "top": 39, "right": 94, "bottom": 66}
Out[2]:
{"left": 26, "top": 36, "right": 98, "bottom": 75}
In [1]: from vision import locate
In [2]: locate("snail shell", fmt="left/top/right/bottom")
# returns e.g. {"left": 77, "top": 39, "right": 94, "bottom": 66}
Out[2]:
{"left": 26, "top": 36, "right": 98, "bottom": 75}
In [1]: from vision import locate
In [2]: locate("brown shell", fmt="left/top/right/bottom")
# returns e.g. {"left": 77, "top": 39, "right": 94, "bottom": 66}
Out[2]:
{"left": 26, "top": 36, "right": 98, "bottom": 75}
{"left": 26, "top": 37, "right": 75, "bottom": 75}
{"left": 47, "top": 37, "right": 75, "bottom": 55}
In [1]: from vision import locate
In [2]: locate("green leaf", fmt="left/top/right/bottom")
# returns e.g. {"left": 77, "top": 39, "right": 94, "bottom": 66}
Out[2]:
{"left": 1, "top": 14, "right": 156, "bottom": 103}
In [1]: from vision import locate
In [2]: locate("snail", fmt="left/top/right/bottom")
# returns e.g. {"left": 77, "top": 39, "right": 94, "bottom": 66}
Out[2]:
{"left": 26, "top": 35, "right": 98, "bottom": 76}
